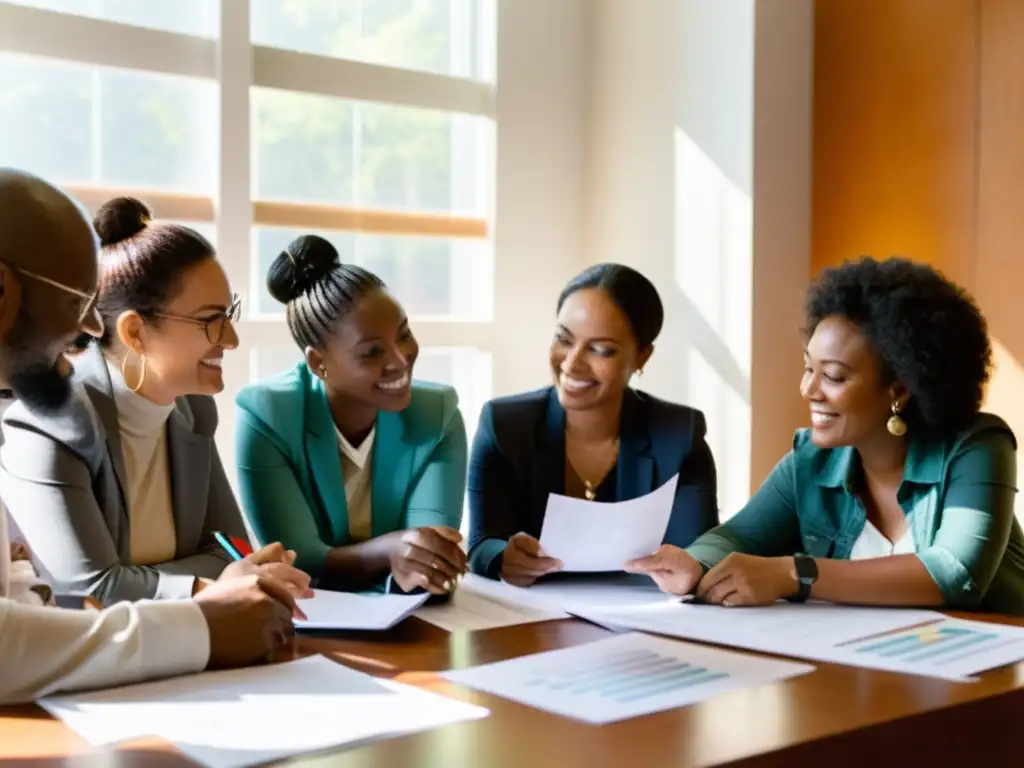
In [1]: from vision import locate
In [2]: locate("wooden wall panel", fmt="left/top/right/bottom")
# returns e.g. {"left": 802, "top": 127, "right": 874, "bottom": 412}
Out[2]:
{"left": 812, "top": 0, "right": 979, "bottom": 285}
{"left": 976, "top": 0, "right": 1024, "bottom": 482}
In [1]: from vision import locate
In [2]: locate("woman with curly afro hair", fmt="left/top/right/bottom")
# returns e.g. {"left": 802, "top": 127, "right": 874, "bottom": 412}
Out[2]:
{"left": 626, "top": 256, "right": 1024, "bottom": 614}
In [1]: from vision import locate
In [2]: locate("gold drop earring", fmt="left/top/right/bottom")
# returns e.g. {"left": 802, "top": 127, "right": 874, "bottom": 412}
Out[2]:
{"left": 886, "top": 400, "right": 907, "bottom": 437}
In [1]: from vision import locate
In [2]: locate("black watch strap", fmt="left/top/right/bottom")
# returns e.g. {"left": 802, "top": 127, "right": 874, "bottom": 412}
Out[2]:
{"left": 788, "top": 553, "right": 818, "bottom": 603}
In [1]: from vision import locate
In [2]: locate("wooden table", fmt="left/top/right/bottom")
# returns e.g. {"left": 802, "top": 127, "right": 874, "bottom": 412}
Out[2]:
{"left": 2, "top": 614, "right": 1023, "bottom": 767}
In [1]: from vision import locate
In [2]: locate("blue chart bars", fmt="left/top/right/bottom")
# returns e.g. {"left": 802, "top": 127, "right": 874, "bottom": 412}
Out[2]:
{"left": 851, "top": 625, "right": 1001, "bottom": 666}
{"left": 524, "top": 648, "right": 729, "bottom": 703}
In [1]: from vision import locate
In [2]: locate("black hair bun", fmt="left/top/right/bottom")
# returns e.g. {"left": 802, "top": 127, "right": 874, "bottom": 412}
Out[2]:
{"left": 93, "top": 197, "right": 152, "bottom": 246}
{"left": 266, "top": 234, "right": 341, "bottom": 304}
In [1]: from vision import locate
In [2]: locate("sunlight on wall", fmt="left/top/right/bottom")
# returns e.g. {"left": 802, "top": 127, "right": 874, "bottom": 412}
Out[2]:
{"left": 983, "top": 338, "right": 1024, "bottom": 522}
{"left": 674, "top": 128, "right": 752, "bottom": 519}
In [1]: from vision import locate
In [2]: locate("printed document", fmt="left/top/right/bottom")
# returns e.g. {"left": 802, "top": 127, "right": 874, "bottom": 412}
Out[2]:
{"left": 443, "top": 632, "right": 813, "bottom": 724}
{"left": 824, "top": 617, "right": 1024, "bottom": 681}
{"left": 295, "top": 589, "right": 429, "bottom": 631}
{"left": 41, "top": 656, "right": 489, "bottom": 768}
{"left": 539, "top": 473, "right": 678, "bottom": 571}
{"left": 414, "top": 574, "right": 568, "bottom": 631}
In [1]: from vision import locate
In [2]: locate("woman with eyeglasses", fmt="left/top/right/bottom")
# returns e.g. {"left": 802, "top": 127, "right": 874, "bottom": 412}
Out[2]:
{"left": 0, "top": 197, "right": 312, "bottom": 606}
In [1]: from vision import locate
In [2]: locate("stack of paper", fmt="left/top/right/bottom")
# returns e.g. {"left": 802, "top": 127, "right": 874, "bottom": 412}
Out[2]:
{"left": 41, "top": 656, "right": 489, "bottom": 768}
{"left": 295, "top": 589, "right": 428, "bottom": 631}
{"left": 539, "top": 474, "right": 679, "bottom": 571}
{"left": 443, "top": 632, "right": 813, "bottom": 723}
{"left": 414, "top": 574, "right": 569, "bottom": 632}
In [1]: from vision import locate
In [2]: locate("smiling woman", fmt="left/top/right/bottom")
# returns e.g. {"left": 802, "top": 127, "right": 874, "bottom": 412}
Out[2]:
{"left": 626, "top": 257, "right": 1024, "bottom": 616}
{"left": 0, "top": 196, "right": 306, "bottom": 606}
{"left": 467, "top": 263, "right": 720, "bottom": 585}
{"left": 234, "top": 234, "right": 468, "bottom": 596}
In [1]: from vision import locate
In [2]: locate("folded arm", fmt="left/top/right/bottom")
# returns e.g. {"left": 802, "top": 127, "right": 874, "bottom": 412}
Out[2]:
{"left": 0, "top": 597, "right": 209, "bottom": 705}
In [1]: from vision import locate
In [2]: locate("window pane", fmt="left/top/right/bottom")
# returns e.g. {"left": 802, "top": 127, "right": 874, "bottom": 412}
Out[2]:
{"left": 3, "top": 0, "right": 218, "bottom": 37}
{"left": 251, "top": 0, "right": 495, "bottom": 82}
{"left": 252, "top": 227, "right": 492, "bottom": 320}
{"left": 0, "top": 53, "right": 218, "bottom": 192}
{"left": 253, "top": 88, "right": 491, "bottom": 214}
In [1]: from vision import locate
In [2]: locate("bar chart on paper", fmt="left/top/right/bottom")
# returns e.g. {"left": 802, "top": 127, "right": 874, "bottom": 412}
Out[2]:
{"left": 830, "top": 619, "right": 1024, "bottom": 680}
{"left": 443, "top": 632, "right": 814, "bottom": 724}
{"left": 523, "top": 648, "right": 729, "bottom": 703}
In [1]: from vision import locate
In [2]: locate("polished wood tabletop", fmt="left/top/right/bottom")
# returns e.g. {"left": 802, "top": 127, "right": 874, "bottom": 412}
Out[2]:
{"left": 2, "top": 613, "right": 1023, "bottom": 767}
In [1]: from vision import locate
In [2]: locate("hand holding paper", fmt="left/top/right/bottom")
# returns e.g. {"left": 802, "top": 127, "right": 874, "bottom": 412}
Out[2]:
{"left": 500, "top": 532, "right": 563, "bottom": 586}
{"left": 624, "top": 544, "right": 705, "bottom": 595}
{"left": 540, "top": 474, "right": 679, "bottom": 572}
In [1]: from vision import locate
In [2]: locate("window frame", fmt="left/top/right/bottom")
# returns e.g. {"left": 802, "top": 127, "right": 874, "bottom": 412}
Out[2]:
{"left": 0, "top": 0, "right": 496, "bottom": 327}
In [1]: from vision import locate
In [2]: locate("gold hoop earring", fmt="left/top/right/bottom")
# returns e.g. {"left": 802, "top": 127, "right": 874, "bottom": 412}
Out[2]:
{"left": 886, "top": 400, "right": 907, "bottom": 437}
{"left": 121, "top": 350, "right": 147, "bottom": 394}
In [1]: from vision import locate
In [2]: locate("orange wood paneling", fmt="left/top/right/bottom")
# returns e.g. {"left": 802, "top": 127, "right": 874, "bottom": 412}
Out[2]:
{"left": 812, "top": 0, "right": 979, "bottom": 286}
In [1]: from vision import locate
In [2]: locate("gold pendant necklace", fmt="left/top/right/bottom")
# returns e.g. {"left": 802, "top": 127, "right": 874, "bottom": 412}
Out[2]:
{"left": 569, "top": 437, "right": 620, "bottom": 502}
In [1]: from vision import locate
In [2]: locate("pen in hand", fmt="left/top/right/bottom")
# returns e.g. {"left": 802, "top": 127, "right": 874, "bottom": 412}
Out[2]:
{"left": 214, "top": 531, "right": 244, "bottom": 561}
{"left": 214, "top": 532, "right": 310, "bottom": 620}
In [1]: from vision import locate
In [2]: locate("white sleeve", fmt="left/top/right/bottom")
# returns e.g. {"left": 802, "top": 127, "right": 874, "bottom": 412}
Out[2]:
{"left": 0, "top": 597, "right": 210, "bottom": 704}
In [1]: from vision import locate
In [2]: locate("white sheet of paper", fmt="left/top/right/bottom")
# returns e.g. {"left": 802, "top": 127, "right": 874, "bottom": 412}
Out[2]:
{"left": 443, "top": 631, "right": 813, "bottom": 724}
{"left": 575, "top": 601, "right": 951, "bottom": 674}
{"left": 41, "top": 656, "right": 489, "bottom": 768}
{"left": 294, "top": 589, "right": 429, "bottom": 631}
{"left": 414, "top": 574, "right": 568, "bottom": 631}
{"left": 822, "top": 617, "right": 1024, "bottom": 681}
{"left": 539, "top": 473, "right": 679, "bottom": 571}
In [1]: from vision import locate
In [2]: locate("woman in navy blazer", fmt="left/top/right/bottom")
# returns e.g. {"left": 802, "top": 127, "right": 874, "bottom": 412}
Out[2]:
{"left": 468, "top": 263, "right": 719, "bottom": 584}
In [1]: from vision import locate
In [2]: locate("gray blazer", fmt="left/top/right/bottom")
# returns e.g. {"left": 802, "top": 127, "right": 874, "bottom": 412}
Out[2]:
{"left": 0, "top": 344, "right": 246, "bottom": 604}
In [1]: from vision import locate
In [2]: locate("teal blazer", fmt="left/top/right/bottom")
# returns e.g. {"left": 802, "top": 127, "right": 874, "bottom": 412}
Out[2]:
{"left": 234, "top": 363, "right": 467, "bottom": 585}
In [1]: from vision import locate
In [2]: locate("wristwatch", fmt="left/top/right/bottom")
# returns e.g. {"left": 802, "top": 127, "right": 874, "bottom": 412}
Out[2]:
{"left": 788, "top": 552, "right": 818, "bottom": 603}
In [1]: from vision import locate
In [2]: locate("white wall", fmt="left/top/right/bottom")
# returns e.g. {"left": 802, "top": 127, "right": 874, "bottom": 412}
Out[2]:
{"left": 582, "top": 0, "right": 813, "bottom": 516}
{"left": 490, "top": 0, "right": 588, "bottom": 397}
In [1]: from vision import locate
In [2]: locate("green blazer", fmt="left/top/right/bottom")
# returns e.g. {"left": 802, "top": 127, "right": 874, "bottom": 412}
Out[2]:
{"left": 686, "top": 413, "right": 1024, "bottom": 614}
{"left": 234, "top": 363, "right": 467, "bottom": 585}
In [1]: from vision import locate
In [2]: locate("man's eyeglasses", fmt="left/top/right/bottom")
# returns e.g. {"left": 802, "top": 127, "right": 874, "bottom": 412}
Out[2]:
{"left": 8, "top": 265, "right": 104, "bottom": 338}
{"left": 153, "top": 294, "right": 242, "bottom": 345}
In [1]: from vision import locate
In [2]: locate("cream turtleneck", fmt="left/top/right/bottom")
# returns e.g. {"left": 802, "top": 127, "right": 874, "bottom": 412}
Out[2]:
{"left": 107, "top": 361, "right": 177, "bottom": 565}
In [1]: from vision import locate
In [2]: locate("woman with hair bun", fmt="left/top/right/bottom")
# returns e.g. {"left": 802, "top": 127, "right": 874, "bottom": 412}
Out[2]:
{"left": 0, "top": 197, "right": 311, "bottom": 606}
{"left": 467, "top": 263, "right": 720, "bottom": 585}
{"left": 235, "top": 234, "right": 468, "bottom": 595}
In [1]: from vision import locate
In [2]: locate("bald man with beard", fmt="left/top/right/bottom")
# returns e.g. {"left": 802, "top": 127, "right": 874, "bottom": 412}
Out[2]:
{"left": 0, "top": 168, "right": 302, "bottom": 704}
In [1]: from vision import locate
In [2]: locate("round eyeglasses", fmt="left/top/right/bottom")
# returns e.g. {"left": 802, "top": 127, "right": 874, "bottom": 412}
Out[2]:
{"left": 153, "top": 294, "right": 242, "bottom": 345}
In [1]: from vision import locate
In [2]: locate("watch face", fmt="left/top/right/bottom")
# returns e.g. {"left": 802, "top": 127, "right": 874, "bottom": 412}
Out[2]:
{"left": 795, "top": 554, "right": 818, "bottom": 582}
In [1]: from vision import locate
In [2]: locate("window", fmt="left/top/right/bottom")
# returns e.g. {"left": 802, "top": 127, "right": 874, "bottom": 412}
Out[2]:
{"left": 4, "top": 0, "right": 218, "bottom": 37}
{"left": 0, "top": 52, "right": 217, "bottom": 192}
{"left": 251, "top": 0, "right": 495, "bottom": 82}
{"left": 0, "top": 0, "right": 496, "bottom": 511}
{"left": 253, "top": 89, "right": 490, "bottom": 215}
{"left": 253, "top": 227, "right": 491, "bottom": 318}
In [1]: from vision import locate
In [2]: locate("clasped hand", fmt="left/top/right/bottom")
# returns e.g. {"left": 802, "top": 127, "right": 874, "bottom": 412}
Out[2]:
{"left": 389, "top": 526, "right": 468, "bottom": 595}
{"left": 625, "top": 546, "right": 798, "bottom": 607}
